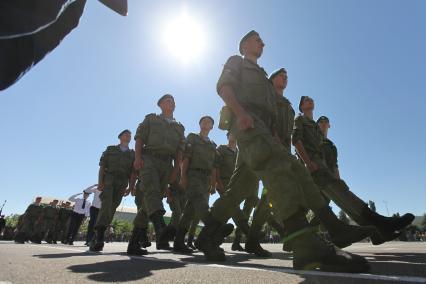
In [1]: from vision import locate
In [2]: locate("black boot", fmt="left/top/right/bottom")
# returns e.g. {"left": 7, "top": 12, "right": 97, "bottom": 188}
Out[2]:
{"left": 14, "top": 232, "right": 26, "bottom": 244}
{"left": 284, "top": 212, "right": 369, "bottom": 273}
{"left": 361, "top": 206, "right": 414, "bottom": 233}
{"left": 231, "top": 228, "right": 245, "bottom": 252}
{"left": 150, "top": 211, "right": 173, "bottom": 250}
{"left": 89, "top": 226, "right": 106, "bottom": 252}
{"left": 127, "top": 227, "right": 148, "bottom": 256}
{"left": 173, "top": 227, "right": 193, "bottom": 254}
{"left": 139, "top": 228, "right": 151, "bottom": 248}
{"left": 187, "top": 234, "right": 196, "bottom": 250}
{"left": 245, "top": 237, "right": 272, "bottom": 257}
{"left": 317, "top": 206, "right": 377, "bottom": 248}
{"left": 195, "top": 212, "right": 231, "bottom": 261}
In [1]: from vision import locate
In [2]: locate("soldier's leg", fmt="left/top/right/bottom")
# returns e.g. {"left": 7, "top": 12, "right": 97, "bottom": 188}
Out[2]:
{"left": 90, "top": 176, "right": 115, "bottom": 251}
{"left": 169, "top": 189, "right": 183, "bottom": 229}
{"left": 245, "top": 133, "right": 369, "bottom": 272}
{"left": 187, "top": 217, "right": 199, "bottom": 249}
{"left": 312, "top": 165, "right": 413, "bottom": 243}
{"left": 133, "top": 188, "right": 151, "bottom": 248}
{"left": 95, "top": 176, "right": 115, "bottom": 229}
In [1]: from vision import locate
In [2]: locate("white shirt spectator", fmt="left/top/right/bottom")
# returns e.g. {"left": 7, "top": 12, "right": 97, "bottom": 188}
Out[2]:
{"left": 68, "top": 193, "right": 91, "bottom": 216}
{"left": 83, "top": 184, "right": 102, "bottom": 209}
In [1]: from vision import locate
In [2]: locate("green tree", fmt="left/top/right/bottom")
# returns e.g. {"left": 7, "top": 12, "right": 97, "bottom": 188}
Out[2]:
{"left": 368, "top": 200, "right": 376, "bottom": 212}
{"left": 5, "top": 214, "right": 20, "bottom": 227}
{"left": 338, "top": 210, "right": 350, "bottom": 225}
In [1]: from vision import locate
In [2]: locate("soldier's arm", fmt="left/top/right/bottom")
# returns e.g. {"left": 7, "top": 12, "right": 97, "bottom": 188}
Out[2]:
{"left": 215, "top": 168, "right": 225, "bottom": 194}
{"left": 98, "top": 166, "right": 105, "bottom": 191}
{"left": 134, "top": 119, "right": 150, "bottom": 170}
{"left": 170, "top": 150, "right": 182, "bottom": 183}
{"left": 219, "top": 85, "right": 254, "bottom": 130}
{"left": 179, "top": 157, "right": 189, "bottom": 189}
{"left": 210, "top": 168, "right": 218, "bottom": 195}
{"left": 68, "top": 193, "right": 81, "bottom": 202}
{"left": 294, "top": 141, "right": 317, "bottom": 172}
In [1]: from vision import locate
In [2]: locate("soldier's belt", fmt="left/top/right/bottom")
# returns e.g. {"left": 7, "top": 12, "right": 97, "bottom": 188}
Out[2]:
{"left": 142, "top": 149, "right": 172, "bottom": 162}
{"left": 188, "top": 168, "right": 212, "bottom": 176}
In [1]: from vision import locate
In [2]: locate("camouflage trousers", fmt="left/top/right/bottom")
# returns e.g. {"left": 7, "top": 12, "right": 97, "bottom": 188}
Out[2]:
{"left": 95, "top": 174, "right": 127, "bottom": 229}
{"left": 310, "top": 157, "right": 368, "bottom": 225}
{"left": 178, "top": 170, "right": 210, "bottom": 232}
{"left": 210, "top": 120, "right": 327, "bottom": 223}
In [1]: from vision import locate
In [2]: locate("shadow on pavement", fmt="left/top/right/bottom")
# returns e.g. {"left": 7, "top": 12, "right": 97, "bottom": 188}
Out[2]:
{"left": 67, "top": 259, "right": 185, "bottom": 282}
{"left": 367, "top": 252, "right": 426, "bottom": 277}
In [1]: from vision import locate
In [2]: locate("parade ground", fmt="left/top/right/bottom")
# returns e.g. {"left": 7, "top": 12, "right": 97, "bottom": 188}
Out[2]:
{"left": 0, "top": 241, "right": 425, "bottom": 284}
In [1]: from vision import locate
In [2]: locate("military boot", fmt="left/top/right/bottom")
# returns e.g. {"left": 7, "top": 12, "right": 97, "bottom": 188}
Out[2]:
{"left": 14, "top": 232, "right": 26, "bottom": 244}
{"left": 195, "top": 212, "right": 233, "bottom": 261}
{"left": 245, "top": 237, "right": 272, "bottom": 257}
{"left": 127, "top": 227, "right": 148, "bottom": 256}
{"left": 231, "top": 229, "right": 245, "bottom": 252}
{"left": 186, "top": 234, "right": 196, "bottom": 250}
{"left": 361, "top": 205, "right": 414, "bottom": 234}
{"left": 89, "top": 226, "right": 106, "bottom": 252}
{"left": 149, "top": 211, "right": 172, "bottom": 250}
{"left": 139, "top": 228, "right": 151, "bottom": 248}
{"left": 317, "top": 206, "right": 377, "bottom": 248}
{"left": 284, "top": 212, "right": 370, "bottom": 273}
{"left": 173, "top": 227, "right": 193, "bottom": 254}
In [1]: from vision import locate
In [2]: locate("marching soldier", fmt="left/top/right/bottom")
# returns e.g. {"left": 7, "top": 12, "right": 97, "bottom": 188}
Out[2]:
{"left": 173, "top": 116, "right": 218, "bottom": 254}
{"left": 196, "top": 31, "right": 372, "bottom": 273}
{"left": 90, "top": 129, "right": 135, "bottom": 252}
{"left": 14, "top": 197, "right": 44, "bottom": 244}
{"left": 293, "top": 99, "right": 414, "bottom": 244}
{"left": 130, "top": 94, "right": 185, "bottom": 254}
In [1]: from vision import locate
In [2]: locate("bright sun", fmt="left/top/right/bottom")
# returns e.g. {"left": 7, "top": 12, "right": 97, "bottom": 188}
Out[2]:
{"left": 163, "top": 12, "right": 206, "bottom": 64}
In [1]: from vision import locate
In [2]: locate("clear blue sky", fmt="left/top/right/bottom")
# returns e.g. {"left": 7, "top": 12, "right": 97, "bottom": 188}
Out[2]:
{"left": 0, "top": 0, "right": 425, "bottom": 217}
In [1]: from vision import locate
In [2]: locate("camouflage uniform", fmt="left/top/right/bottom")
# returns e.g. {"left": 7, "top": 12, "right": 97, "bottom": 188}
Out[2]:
{"left": 56, "top": 207, "right": 72, "bottom": 243}
{"left": 15, "top": 203, "right": 44, "bottom": 242}
{"left": 95, "top": 145, "right": 135, "bottom": 229}
{"left": 33, "top": 205, "right": 59, "bottom": 242}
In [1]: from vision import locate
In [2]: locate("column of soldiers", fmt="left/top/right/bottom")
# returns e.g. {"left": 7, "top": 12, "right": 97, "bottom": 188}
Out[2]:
{"left": 14, "top": 198, "right": 73, "bottom": 244}
{"left": 12, "top": 30, "right": 416, "bottom": 274}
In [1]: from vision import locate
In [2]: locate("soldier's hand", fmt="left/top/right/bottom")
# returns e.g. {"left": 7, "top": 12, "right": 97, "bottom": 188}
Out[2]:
{"left": 210, "top": 186, "right": 216, "bottom": 195}
{"left": 307, "top": 161, "right": 319, "bottom": 172}
{"left": 130, "top": 187, "right": 136, "bottom": 196}
{"left": 237, "top": 111, "right": 254, "bottom": 131}
{"left": 179, "top": 176, "right": 188, "bottom": 189}
{"left": 134, "top": 158, "right": 143, "bottom": 170}
{"left": 98, "top": 183, "right": 105, "bottom": 191}
{"left": 166, "top": 187, "right": 172, "bottom": 203}
{"left": 216, "top": 183, "right": 225, "bottom": 195}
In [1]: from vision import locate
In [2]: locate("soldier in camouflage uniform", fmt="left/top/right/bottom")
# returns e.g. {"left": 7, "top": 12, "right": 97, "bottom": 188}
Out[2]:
{"left": 14, "top": 197, "right": 44, "bottom": 243}
{"left": 131, "top": 94, "right": 185, "bottom": 254}
{"left": 173, "top": 116, "right": 218, "bottom": 254}
{"left": 196, "top": 31, "right": 374, "bottom": 273}
{"left": 245, "top": 68, "right": 293, "bottom": 255}
{"left": 32, "top": 199, "right": 59, "bottom": 244}
{"left": 90, "top": 129, "right": 135, "bottom": 252}
{"left": 316, "top": 116, "right": 339, "bottom": 178}
{"left": 293, "top": 100, "right": 414, "bottom": 244}
{"left": 56, "top": 201, "right": 72, "bottom": 244}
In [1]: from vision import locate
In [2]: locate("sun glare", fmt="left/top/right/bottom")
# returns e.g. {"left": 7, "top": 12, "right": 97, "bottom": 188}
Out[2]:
{"left": 163, "top": 12, "right": 206, "bottom": 64}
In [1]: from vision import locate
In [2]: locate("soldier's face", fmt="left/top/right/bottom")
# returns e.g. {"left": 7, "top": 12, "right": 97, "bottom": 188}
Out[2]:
{"left": 244, "top": 35, "right": 264, "bottom": 58}
{"left": 301, "top": 97, "right": 315, "bottom": 112}
{"left": 318, "top": 120, "right": 330, "bottom": 133}
{"left": 200, "top": 118, "right": 214, "bottom": 131}
{"left": 272, "top": 72, "right": 288, "bottom": 90}
{"left": 120, "top": 132, "right": 131, "bottom": 144}
{"left": 52, "top": 200, "right": 58, "bottom": 206}
{"left": 160, "top": 98, "right": 175, "bottom": 113}
{"left": 35, "top": 198, "right": 42, "bottom": 204}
